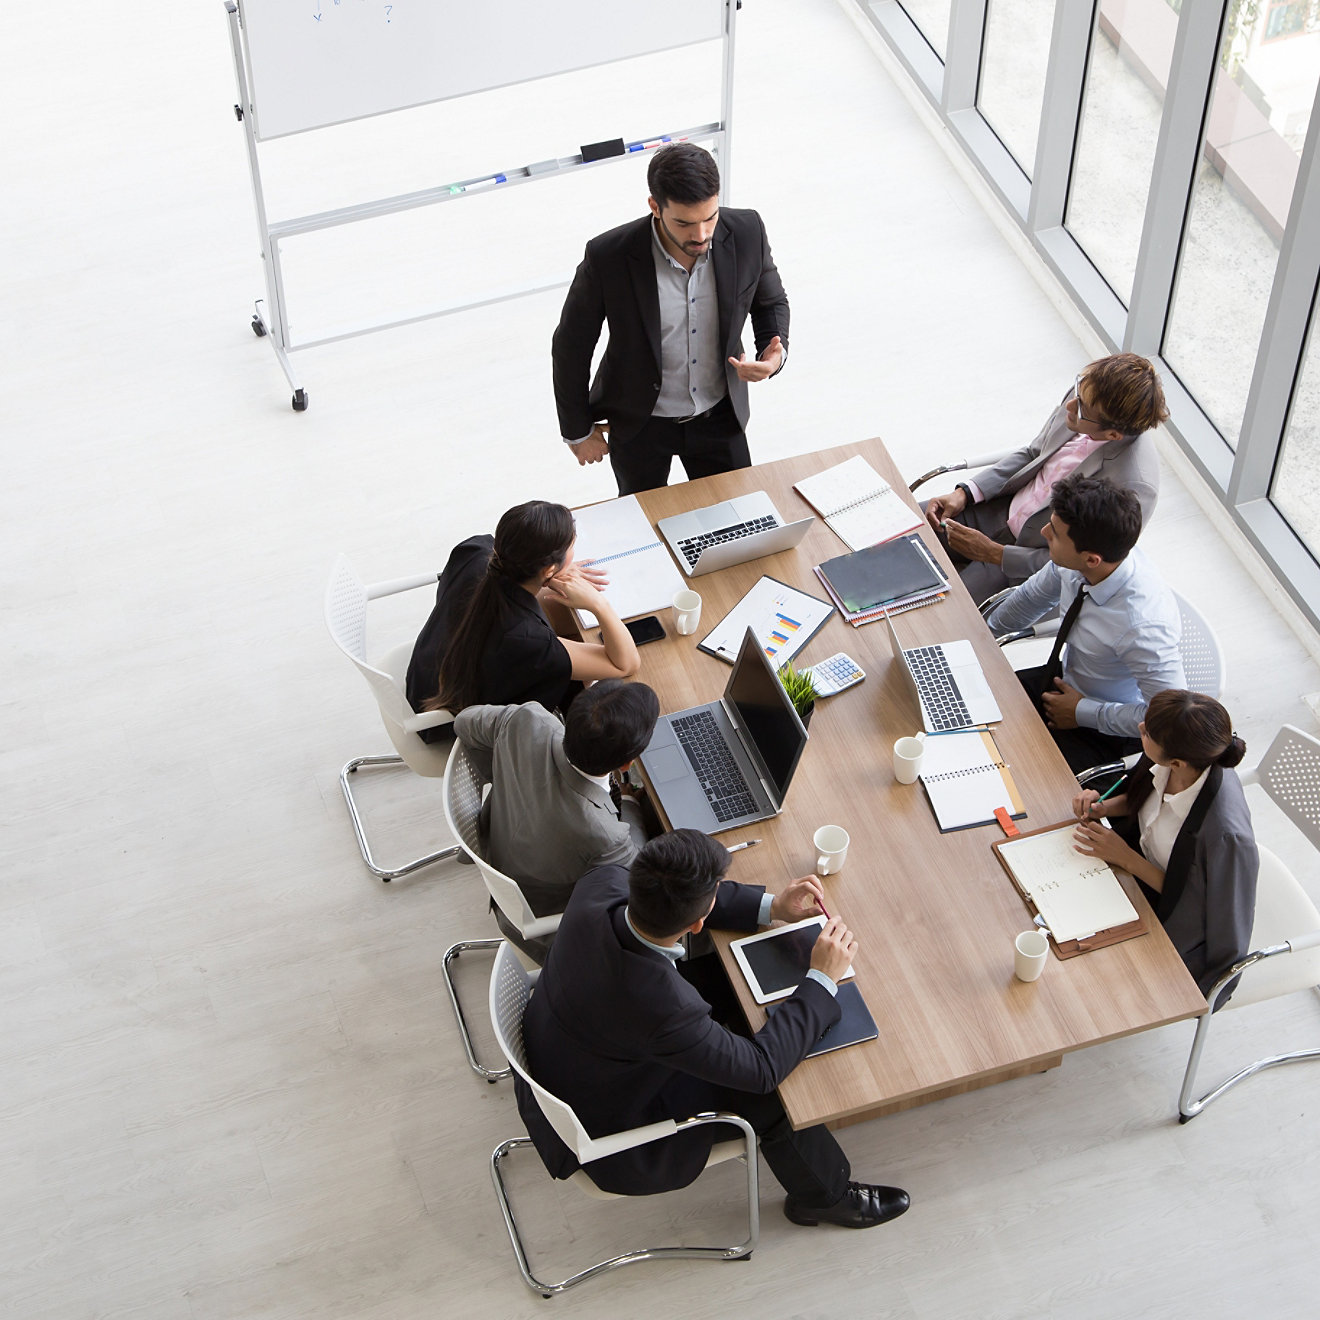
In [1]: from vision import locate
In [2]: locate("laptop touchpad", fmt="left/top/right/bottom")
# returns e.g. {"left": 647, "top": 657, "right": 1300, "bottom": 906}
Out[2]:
{"left": 646, "top": 746, "right": 690, "bottom": 783}
{"left": 696, "top": 501, "right": 737, "bottom": 531}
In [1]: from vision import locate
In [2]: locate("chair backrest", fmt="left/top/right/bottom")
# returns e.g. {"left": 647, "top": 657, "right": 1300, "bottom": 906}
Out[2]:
{"left": 324, "top": 556, "right": 453, "bottom": 770}
{"left": 1249, "top": 724, "right": 1320, "bottom": 852}
{"left": 1172, "top": 592, "right": 1225, "bottom": 699}
{"left": 443, "top": 741, "right": 540, "bottom": 933}
{"left": 1228, "top": 845, "right": 1320, "bottom": 1008}
{"left": 489, "top": 943, "right": 604, "bottom": 1159}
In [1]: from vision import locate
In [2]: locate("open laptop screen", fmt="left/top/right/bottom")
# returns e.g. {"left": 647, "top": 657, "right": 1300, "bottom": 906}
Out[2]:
{"left": 726, "top": 629, "right": 809, "bottom": 800}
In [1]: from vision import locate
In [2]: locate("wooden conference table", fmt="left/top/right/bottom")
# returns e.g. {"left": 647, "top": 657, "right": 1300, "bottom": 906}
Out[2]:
{"left": 595, "top": 437, "right": 1206, "bottom": 1131}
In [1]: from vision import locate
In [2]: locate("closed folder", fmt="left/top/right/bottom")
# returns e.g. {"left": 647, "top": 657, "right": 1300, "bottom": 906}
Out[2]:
{"left": 817, "top": 537, "right": 944, "bottom": 614}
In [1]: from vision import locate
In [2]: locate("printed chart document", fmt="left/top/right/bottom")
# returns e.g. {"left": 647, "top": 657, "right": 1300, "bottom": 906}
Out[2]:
{"left": 794, "top": 454, "right": 923, "bottom": 551}
{"left": 993, "top": 823, "right": 1140, "bottom": 946}
{"left": 918, "top": 730, "right": 1026, "bottom": 832}
{"left": 570, "top": 495, "right": 684, "bottom": 628}
{"left": 698, "top": 576, "right": 834, "bottom": 665}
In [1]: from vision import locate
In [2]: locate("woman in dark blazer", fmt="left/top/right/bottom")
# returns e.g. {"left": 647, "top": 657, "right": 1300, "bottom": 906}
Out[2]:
{"left": 405, "top": 500, "right": 640, "bottom": 739}
{"left": 1072, "top": 689, "right": 1257, "bottom": 1007}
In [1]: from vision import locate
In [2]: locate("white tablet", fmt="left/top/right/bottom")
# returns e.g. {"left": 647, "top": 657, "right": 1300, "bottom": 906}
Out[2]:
{"left": 729, "top": 915, "right": 857, "bottom": 1005}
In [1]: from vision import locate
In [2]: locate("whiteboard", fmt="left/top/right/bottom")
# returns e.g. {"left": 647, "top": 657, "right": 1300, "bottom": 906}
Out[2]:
{"left": 242, "top": 0, "right": 727, "bottom": 141}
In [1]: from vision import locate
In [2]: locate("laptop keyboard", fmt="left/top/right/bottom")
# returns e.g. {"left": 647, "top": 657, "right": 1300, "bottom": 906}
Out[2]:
{"left": 905, "top": 646, "right": 972, "bottom": 732}
{"left": 676, "top": 515, "right": 777, "bottom": 570}
{"left": 671, "top": 710, "right": 759, "bottom": 822}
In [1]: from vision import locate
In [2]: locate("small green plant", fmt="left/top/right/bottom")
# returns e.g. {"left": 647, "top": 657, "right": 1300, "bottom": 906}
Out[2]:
{"left": 777, "top": 661, "right": 818, "bottom": 716}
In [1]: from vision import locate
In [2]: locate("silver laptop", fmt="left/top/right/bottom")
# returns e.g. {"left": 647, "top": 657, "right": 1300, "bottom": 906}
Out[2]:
{"left": 641, "top": 627, "right": 809, "bottom": 834}
{"left": 886, "top": 612, "right": 1002, "bottom": 733}
{"left": 656, "top": 490, "right": 814, "bottom": 577}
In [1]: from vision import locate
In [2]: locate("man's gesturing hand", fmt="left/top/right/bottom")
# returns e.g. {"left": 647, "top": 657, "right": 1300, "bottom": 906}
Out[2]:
{"left": 728, "top": 335, "right": 784, "bottom": 382}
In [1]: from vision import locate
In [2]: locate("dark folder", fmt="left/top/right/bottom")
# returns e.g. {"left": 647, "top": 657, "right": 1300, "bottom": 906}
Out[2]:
{"left": 768, "top": 981, "right": 879, "bottom": 1057}
{"left": 817, "top": 536, "right": 944, "bottom": 614}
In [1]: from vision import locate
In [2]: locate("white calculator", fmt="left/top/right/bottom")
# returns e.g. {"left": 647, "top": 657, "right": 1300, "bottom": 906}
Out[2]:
{"left": 803, "top": 652, "right": 866, "bottom": 698}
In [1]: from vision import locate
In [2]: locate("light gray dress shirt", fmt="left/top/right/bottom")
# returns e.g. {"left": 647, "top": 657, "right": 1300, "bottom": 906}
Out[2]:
{"left": 650, "top": 218, "right": 725, "bottom": 419}
{"left": 984, "top": 547, "right": 1185, "bottom": 737}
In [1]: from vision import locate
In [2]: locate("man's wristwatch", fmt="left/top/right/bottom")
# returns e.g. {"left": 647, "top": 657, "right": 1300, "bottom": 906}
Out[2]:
{"left": 955, "top": 482, "right": 975, "bottom": 507}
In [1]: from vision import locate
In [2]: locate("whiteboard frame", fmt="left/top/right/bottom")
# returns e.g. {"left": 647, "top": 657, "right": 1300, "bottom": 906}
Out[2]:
{"left": 224, "top": 0, "right": 737, "bottom": 411}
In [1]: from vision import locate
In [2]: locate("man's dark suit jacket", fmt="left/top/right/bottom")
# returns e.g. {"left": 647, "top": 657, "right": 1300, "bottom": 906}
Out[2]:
{"left": 515, "top": 864, "right": 839, "bottom": 1196}
{"left": 1114, "top": 759, "right": 1258, "bottom": 1003}
{"left": 551, "top": 209, "right": 790, "bottom": 447}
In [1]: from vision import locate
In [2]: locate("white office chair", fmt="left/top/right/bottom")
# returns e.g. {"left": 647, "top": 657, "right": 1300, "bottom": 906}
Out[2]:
{"left": 487, "top": 942, "right": 759, "bottom": 1297}
{"left": 441, "top": 740, "right": 564, "bottom": 1082}
{"left": 907, "top": 449, "right": 1016, "bottom": 494}
{"left": 324, "top": 555, "right": 459, "bottom": 881}
{"left": 1178, "top": 724, "right": 1320, "bottom": 1121}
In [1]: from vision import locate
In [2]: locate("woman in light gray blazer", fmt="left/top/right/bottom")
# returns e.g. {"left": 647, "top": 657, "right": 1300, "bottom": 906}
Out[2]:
{"left": 1072, "top": 690, "right": 1257, "bottom": 1006}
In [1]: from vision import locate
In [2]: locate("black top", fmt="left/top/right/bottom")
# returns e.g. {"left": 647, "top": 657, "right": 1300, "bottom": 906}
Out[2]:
{"left": 405, "top": 534, "right": 574, "bottom": 741}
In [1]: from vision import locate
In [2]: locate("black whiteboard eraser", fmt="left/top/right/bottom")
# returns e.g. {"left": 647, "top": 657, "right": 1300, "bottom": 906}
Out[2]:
{"left": 580, "top": 138, "right": 626, "bottom": 162}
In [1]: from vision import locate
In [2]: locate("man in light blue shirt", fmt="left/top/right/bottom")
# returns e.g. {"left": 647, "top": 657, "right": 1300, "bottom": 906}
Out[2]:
{"left": 984, "top": 475, "right": 1184, "bottom": 773}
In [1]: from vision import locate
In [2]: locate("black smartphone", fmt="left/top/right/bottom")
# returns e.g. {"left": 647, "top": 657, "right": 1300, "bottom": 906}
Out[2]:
{"left": 625, "top": 615, "right": 666, "bottom": 646}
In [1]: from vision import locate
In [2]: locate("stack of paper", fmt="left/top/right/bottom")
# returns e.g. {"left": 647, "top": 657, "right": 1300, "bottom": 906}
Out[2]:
{"left": 794, "top": 454, "right": 924, "bottom": 551}
{"left": 813, "top": 534, "right": 947, "bottom": 627}
{"left": 569, "top": 495, "right": 684, "bottom": 629}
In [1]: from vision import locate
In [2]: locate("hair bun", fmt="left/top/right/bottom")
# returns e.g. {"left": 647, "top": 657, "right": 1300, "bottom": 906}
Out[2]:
{"left": 1218, "top": 734, "right": 1246, "bottom": 769}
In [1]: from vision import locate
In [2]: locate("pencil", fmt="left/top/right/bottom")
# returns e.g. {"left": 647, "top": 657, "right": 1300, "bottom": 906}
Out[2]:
{"left": 1086, "top": 777, "right": 1124, "bottom": 818}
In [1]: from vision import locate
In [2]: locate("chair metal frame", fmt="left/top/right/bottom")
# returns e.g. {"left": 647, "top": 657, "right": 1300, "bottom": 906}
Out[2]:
{"left": 907, "top": 449, "right": 1015, "bottom": 494}
{"left": 324, "top": 555, "right": 459, "bottom": 881}
{"left": 440, "top": 741, "right": 564, "bottom": 1082}
{"left": 1177, "top": 724, "right": 1320, "bottom": 1120}
{"left": 487, "top": 942, "right": 759, "bottom": 1296}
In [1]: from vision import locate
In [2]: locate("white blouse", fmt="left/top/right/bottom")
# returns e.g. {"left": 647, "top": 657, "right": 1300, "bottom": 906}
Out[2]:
{"left": 1137, "top": 763, "right": 1212, "bottom": 878}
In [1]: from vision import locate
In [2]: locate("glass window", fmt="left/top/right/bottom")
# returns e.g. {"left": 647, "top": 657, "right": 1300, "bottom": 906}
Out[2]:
{"left": 1271, "top": 281, "right": 1320, "bottom": 559}
{"left": 1161, "top": 4, "right": 1320, "bottom": 448}
{"left": 897, "top": 0, "right": 950, "bottom": 61}
{"left": 976, "top": 0, "right": 1056, "bottom": 177}
{"left": 1065, "top": 0, "right": 1174, "bottom": 306}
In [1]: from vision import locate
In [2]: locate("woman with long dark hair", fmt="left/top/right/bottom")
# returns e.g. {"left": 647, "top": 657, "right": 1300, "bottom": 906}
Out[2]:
{"left": 1072, "top": 689, "right": 1257, "bottom": 1004}
{"left": 405, "top": 501, "right": 639, "bottom": 738}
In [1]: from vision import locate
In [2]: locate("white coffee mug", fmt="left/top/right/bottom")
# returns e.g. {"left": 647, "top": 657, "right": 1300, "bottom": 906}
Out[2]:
{"left": 814, "top": 825, "right": 850, "bottom": 877}
{"left": 892, "top": 734, "right": 926, "bottom": 784}
{"left": 672, "top": 589, "right": 702, "bottom": 636}
{"left": 1014, "top": 929, "right": 1050, "bottom": 982}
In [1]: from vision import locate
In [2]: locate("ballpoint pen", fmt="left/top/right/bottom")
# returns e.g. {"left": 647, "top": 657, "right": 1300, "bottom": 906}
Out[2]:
{"left": 725, "top": 839, "right": 762, "bottom": 853}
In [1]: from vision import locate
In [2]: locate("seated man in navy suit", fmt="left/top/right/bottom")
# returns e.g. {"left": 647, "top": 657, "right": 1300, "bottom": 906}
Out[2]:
{"left": 514, "top": 829, "right": 911, "bottom": 1230}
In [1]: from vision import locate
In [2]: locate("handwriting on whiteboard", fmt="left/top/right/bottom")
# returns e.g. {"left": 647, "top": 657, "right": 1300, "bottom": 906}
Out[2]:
{"left": 311, "top": 0, "right": 398, "bottom": 23}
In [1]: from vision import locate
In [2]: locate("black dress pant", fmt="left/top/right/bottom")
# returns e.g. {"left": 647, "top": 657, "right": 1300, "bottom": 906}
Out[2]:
{"left": 608, "top": 396, "right": 750, "bottom": 496}
{"left": 1017, "top": 664, "right": 1142, "bottom": 775}
{"left": 677, "top": 954, "right": 850, "bottom": 1208}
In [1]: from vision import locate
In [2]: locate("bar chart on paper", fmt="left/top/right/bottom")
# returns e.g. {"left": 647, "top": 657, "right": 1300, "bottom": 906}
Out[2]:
{"left": 698, "top": 576, "right": 835, "bottom": 666}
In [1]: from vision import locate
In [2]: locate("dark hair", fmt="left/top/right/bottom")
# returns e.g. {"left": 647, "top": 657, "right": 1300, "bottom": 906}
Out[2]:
{"left": 1083, "top": 354, "right": 1169, "bottom": 435}
{"left": 628, "top": 829, "right": 730, "bottom": 939}
{"left": 562, "top": 680, "right": 660, "bottom": 776}
{"left": 1050, "top": 475, "right": 1143, "bottom": 563}
{"left": 432, "top": 501, "right": 575, "bottom": 713}
{"left": 647, "top": 142, "right": 720, "bottom": 210}
{"left": 1144, "top": 689, "right": 1245, "bottom": 770}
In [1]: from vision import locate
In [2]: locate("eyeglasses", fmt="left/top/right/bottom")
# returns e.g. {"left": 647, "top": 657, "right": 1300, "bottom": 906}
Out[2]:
{"left": 1071, "top": 375, "right": 1119, "bottom": 432}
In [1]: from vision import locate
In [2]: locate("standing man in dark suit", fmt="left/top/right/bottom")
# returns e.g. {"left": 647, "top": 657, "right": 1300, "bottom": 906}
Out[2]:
{"left": 552, "top": 142, "right": 790, "bottom": 495}
{"left": 515, "top": 829, "right": 911, "bottom": 1230}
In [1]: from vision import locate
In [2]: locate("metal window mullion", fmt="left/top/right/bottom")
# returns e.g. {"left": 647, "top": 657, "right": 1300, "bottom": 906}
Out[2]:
{"left": 1025, "top": 0, "right": 1093, "bottom": 232}
{"left": 1123, "top": 0, "right": 1225, "bottom": 356}
{"left": 1229, "top": 73, "right": 1320, "bottom": 504}
{"left": 942, "top": 0, "right": 986, "bottom": 115}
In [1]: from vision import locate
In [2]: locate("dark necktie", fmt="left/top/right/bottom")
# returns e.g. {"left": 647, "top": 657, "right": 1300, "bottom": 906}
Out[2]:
{"left": 1043, "top": 586, "right": 1087, "bottom": 687}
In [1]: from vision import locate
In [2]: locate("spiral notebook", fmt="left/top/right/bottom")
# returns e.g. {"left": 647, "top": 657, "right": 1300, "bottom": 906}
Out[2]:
{"left": 570, "top": 494, "right": 684, "bottom": 627}
{"left": 918, "top": 729, "right": 1026, "bottom": 833}
{"left": 793, "top": 455, "right": 923, "bottom": 551}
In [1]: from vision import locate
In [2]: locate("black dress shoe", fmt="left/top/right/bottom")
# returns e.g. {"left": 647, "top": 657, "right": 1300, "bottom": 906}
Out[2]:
{"left": 783, "top": 1182, "right": 910, "bottom": 1229}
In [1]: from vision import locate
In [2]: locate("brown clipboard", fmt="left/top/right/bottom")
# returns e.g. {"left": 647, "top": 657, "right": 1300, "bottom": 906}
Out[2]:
{"left": 991, "top": 819, "right": 1148, "bottom": 960}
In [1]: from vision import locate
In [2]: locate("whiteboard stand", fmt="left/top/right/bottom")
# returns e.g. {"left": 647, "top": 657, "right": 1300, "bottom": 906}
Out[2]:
{"left": 224, "top": 0, "right": 738, "bottom": 412}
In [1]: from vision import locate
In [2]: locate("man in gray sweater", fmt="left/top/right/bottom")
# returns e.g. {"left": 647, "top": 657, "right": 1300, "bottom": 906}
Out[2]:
{"left": 453, "top": 680, "right": 659, "bottom": 931}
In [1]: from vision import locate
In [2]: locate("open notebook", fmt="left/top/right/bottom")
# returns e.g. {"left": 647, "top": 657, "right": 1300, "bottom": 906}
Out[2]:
{"left": 918, "top": 729, "right": 1025, "bottom": 832}
{"left": 569, "top": 494, "right": 684, "bottom": 628}
{"left": 794, "top": 455, "right": 923, "bottom": 551}
{"left": 993, "top": 822, "right": 1142, "bottom": 948}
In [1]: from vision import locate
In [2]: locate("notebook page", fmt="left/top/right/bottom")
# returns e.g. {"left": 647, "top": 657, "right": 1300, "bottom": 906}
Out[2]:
{"left": 794, "top": 455, "right": 887, "bottom": 516}
{"left": 998, "top": 826, "right": 1138, "bottom": 943}
{"left": 920, "top": 732, "right": 1012, "bottom": 831}
{"left": 570, "top": 495, "right": 684, "bottom": 627}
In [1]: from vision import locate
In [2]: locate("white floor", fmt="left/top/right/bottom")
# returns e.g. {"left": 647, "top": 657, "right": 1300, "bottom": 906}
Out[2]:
{"left": 3, "top": 2, "right": 1319, "bottom": 1317}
